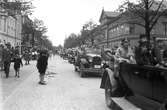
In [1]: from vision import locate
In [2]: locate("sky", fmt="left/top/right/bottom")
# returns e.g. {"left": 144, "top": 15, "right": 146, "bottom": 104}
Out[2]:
{"left": 31, "top": 0, "right": 125, "bottom": 46}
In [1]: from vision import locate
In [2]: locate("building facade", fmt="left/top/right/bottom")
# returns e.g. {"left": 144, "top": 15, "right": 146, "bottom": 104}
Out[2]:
{"left": 0, "top": 0, "right": 22, "bottom": 48}
{"left": 97, "top": 9, "right": 167, "bottom": 48}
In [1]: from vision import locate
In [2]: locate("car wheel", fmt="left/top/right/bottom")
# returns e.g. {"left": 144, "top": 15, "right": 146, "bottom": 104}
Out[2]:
{"left": 105, "top": 76, "right": 115, "bottom": 108}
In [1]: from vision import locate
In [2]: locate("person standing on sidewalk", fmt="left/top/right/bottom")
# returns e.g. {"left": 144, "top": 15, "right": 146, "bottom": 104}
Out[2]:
{"left": 0, "top": 44, "right": 4, "bottom": 71}
{"left": 13, "top": 54, "right": 23, "bottom": 78}
{"left": 36, "top": 49, "right": 49, "bottom": 85}
{"left": 2, "top": 43, "right": 12, "bottom": 78}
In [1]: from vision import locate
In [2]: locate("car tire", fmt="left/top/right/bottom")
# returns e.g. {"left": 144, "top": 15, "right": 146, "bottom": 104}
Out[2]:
{"left": 105, "top": 76, "right": 115, "bottom": 108}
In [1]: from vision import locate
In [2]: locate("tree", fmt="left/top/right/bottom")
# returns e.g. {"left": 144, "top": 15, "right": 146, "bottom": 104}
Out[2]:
{"left": 1, "top": 0, "right": 34, "bottom": 17}
{"left": 40, "top": 35, "right": 53, "bottom": 50}
{"left": 33, "top": 18, "right": 47, "bottom": 34}
{"left": 64, "top": 33, "right": 79, "bottom": 48}
{"left": 22, "top": 17, "right": 48, "bottom": 48}
{"left": 118, "top": 0, "right": 167, "bottom": 46}
{"left": 31, "top": 18, "right": 48, "bottom": 47}
{"left": 80, "top": 20, "right": 98, "bottom": 46}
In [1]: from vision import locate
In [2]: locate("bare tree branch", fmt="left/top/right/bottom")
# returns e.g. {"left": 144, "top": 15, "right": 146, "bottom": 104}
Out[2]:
{"left": 149, "top": 0, "right": 164, "bottom": 23}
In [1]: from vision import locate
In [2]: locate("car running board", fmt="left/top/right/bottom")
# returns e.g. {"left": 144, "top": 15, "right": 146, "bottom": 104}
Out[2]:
{"left": 111, "top": 97, "right": 141, "bottom": 110}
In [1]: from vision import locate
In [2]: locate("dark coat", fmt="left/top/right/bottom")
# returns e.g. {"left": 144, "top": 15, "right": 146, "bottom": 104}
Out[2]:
{"left": 135, "top": 46, "right": 157, "bottom": 66}
{"left": 163, "top": 50, "right": 167, "bottom": 59}
{"left": 2, "top": 48, "right": 11, "bottom": 62}
{"left": 13, "top": 57, "right": 23, "bottom": 69}
{"left": 37, "top": 51, "right": 48, "bottom": 74}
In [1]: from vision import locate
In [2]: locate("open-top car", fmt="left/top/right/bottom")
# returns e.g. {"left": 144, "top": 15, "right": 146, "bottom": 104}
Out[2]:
{"left": 100, "top": 51, "right": 167, "bottom": 110}
{"left": 74, "top": 48, "right": 103, "bottom": 77}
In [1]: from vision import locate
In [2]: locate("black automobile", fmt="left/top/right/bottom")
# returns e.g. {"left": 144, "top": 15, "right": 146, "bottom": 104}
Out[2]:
{"left": 74, "top": 48, "right": 103, "bottom": 77}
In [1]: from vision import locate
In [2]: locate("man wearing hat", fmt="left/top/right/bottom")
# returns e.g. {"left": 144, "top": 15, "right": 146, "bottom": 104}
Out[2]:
{"left": 135, "top": 35, "right": 157, "bottom": 65}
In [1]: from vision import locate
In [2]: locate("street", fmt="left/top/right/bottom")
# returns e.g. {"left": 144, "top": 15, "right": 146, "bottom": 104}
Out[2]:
{"left": 0, "top": 55, "right": 110, "bottom": 110}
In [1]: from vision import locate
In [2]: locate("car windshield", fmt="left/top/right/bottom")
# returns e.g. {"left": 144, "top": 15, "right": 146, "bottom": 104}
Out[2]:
{"left": 85, "top": 48, "right": 101, "bottom": 55}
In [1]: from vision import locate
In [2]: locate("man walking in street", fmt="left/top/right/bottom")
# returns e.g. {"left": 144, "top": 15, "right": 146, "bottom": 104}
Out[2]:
{"left": 36, "top": 49, "right": 49, "bottom": 85}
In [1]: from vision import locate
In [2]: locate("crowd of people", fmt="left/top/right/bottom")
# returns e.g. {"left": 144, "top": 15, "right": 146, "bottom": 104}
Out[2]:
{"left": 106, "top": 35, "right": 167, "bottom": 95}
{"left": 0, "top": 43, "right": 49, "bottom": 83}
{"left": 115, "top": 35, "right": 167, "bottom": 67}
{"left": 0, "top": 43, "right": 21, "bottom": 78}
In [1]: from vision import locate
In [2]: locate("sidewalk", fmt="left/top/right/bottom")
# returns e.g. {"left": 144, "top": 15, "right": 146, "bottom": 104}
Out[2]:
{"left": 0, "top": 60, "right": 37, "bottom": 103}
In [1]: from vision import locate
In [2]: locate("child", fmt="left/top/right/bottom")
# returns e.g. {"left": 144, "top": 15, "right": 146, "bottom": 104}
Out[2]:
{"left": 13, "top": 54, "right": 23, "bottom": 78}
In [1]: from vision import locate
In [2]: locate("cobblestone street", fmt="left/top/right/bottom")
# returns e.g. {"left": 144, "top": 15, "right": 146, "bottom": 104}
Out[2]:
{"left": 0, "top": 55, "right": 110, "bottom": 110}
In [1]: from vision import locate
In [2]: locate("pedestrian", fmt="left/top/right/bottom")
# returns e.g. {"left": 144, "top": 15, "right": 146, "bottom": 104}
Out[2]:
{"left": 2, "top": 43, "right": 12, "bottom": 78}
{"left": 24, "top": 51, "right": 31, "bottom": 65}
{"left": 36, "top": 49, "right": 49, "bottom": 85}
{"left": 13, "top": 54, "right": 23, "bottom": 78}
{"left": 0, "top": 44, "right": 4, "bottom": 71}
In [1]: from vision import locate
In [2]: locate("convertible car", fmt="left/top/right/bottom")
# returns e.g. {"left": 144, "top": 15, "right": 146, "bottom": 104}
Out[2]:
{"left": 100, "top": 60, "right": 167, "bottom": 110}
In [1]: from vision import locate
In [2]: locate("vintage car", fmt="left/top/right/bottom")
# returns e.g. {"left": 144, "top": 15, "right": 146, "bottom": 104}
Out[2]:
{"left": 67, "top": 50, "right": 76, "bottom": 64}
{"left": 100, "top": 56, "right": 167, "bottom": 110}
{"left": 60, "top": 51, "right": 68, "bottom": 60}
{"left": 74, "top": 48, "right": 103, "bottom": 77}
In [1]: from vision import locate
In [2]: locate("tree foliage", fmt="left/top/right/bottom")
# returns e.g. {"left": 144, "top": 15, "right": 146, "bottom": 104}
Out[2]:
{"left": 118, "top": 0, "right": 167, "bottom": 45}
{"left": 22, "top": 17, "right": 53, "bottom": 49}
{"left": 63, "top": 20, "right": 100, "bottom": 48}
{"left": 81, "top": 20, "right": 98, "bottom": 45}
{"left": 33, "top": 18, "right": 47, "bottom": 34}
{"left": 1, "top": 0, "right": 34, "bottom": 17}
{"left": 64, "top": 33, "right": 79, "bottom": 48}
{"left": 40, "top": 35, "right": 53, "bottom": 50}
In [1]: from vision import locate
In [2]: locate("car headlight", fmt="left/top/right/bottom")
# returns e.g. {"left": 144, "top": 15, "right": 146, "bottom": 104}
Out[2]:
{"left": 88, "top": 58, "right": 93, "bottom": 62}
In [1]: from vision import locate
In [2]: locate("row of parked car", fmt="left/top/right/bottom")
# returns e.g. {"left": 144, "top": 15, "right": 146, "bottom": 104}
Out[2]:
{"left": 59, "top": 47, "right": 167, "bottom": 110}
{"left": 60, "top": 48, "right": 105, "bottom": 77}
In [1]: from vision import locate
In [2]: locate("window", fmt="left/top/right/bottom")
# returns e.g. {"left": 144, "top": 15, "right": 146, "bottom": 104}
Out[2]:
{"left": 163, "top": 22, "right": 167, "bottom": 36}
{"left": 4, "top": 18, "right": 6, "bottom": 32}
{"left": 129, "top": 24, "right": 135, "bottom": 34}
{"left": 151, "top": 28, "right": 155, "bottom": 34}
{"left": 125, "top": 26, "right": 129, "bottom": 34}
{"left": 0, "top": 19, "right": 2, "bottom": 31}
